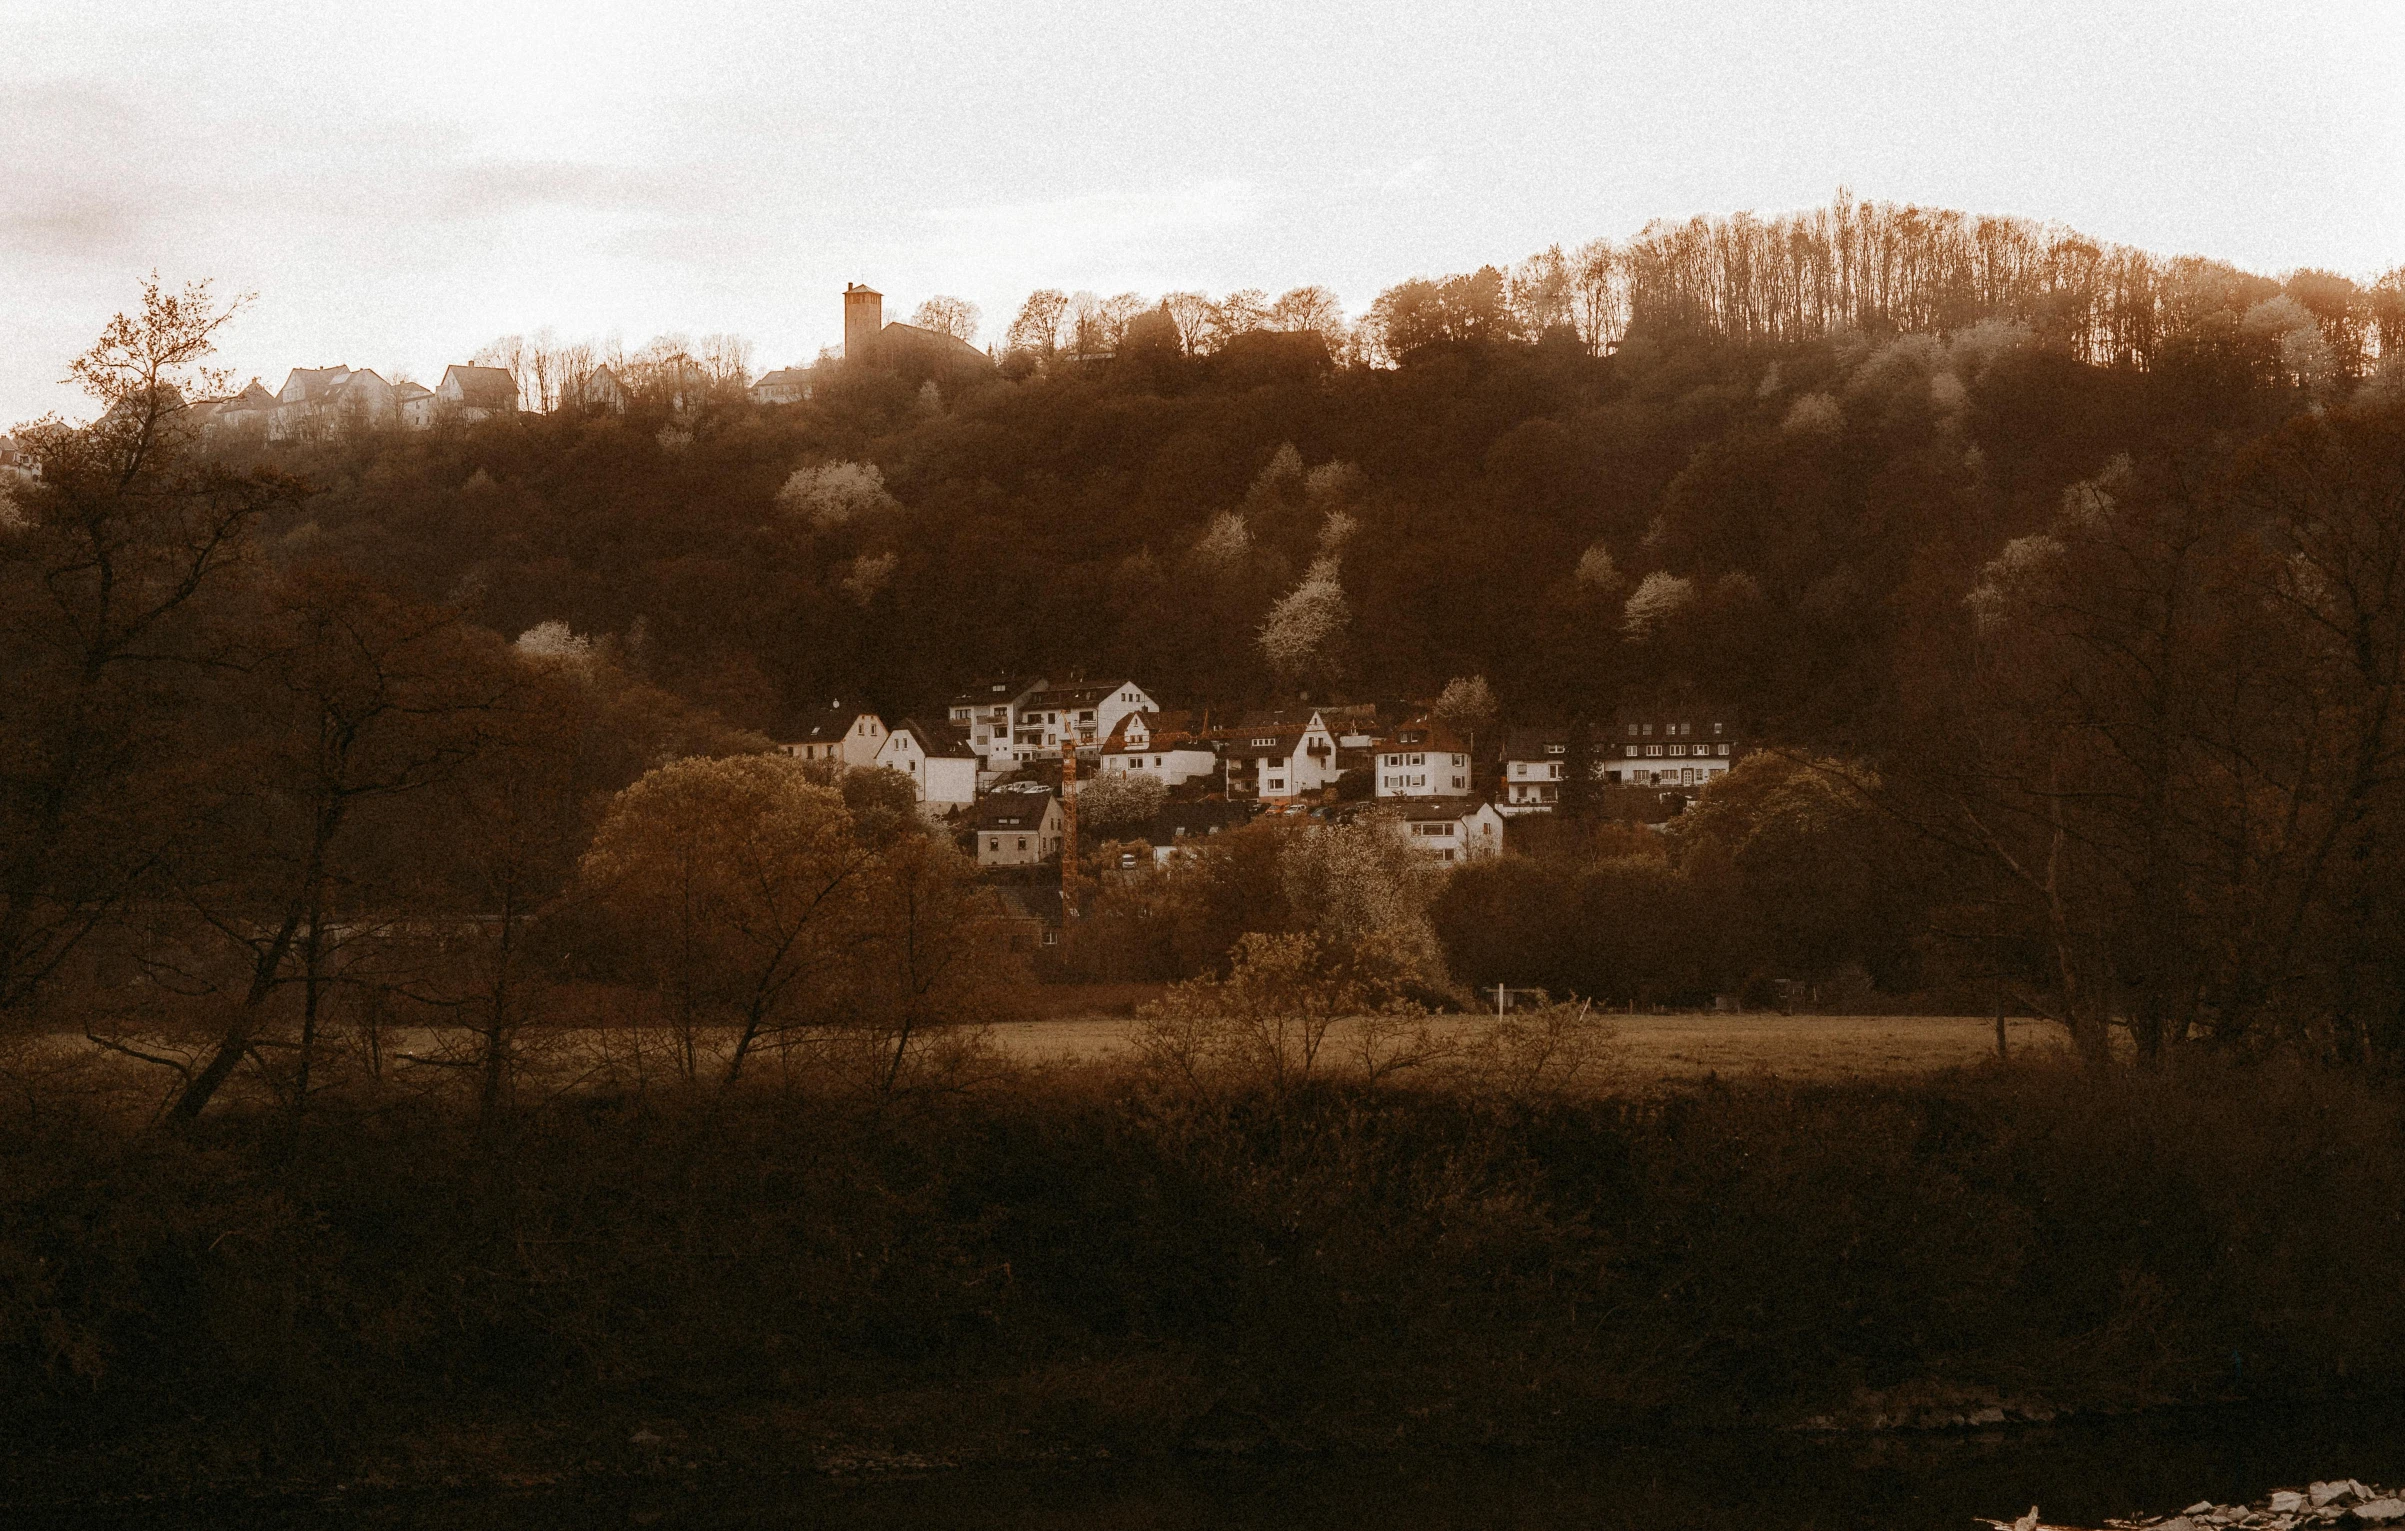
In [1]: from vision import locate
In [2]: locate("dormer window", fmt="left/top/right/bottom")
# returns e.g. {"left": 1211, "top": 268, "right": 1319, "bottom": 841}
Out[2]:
{"left": 1545, "top": 744, "right": 1564, "bottom": 755}
{"left": 1252, "top": 735, "right": 1278, "bottom": 748}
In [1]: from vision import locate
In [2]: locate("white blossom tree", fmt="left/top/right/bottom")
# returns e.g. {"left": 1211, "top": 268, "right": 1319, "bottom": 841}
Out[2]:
{"left": 1259, "top": 556, "right": 1349, "bottom": 684}
{"left": 1621, "top": 571, "right": 1697, "bottom": 638}
{"left": 776, "top": 460, "right": 897, "bottom": 530}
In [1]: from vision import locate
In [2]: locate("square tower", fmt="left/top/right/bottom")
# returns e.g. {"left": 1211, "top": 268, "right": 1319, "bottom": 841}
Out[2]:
{"left": 843, "top": 283, "right": 883, "bottom": 361}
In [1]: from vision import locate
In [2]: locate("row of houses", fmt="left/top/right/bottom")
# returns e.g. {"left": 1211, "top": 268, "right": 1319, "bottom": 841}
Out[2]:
{"left": 188, "top": 364, "right": 521, "bottom": 441}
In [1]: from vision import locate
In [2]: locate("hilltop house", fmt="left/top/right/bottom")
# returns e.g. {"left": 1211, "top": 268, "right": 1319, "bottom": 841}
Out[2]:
{"left": 841, "top": 283, "right": 995, "bottom": 379}
{"left": 576, "top": 366, "right": 629, "bottom": 412}
{"left": 1373, "top": 723, "right": 1472, "bottom": 799}
{"left": 1385, "top": 798, "right": 1506, "bottom": 864}
{"left": 436, "top": 364, "right": 520, "bottom": 422}
{"left": 1609, "top": 711, "right": 1741, "bottom": 788}
{"left": 872, "top": 718, "right": 980, "bottom": 813}
{"left": 270, "top": 366, "right": 398, "bottom": 437}
{"left": 749, "top": 367, "right": 810, "bottom": 405}
{"left": 781, "top": 702, "right": 888, "bottom": 767}
{"left": 973, "top": 792, "right": 1063, "bottom": 867}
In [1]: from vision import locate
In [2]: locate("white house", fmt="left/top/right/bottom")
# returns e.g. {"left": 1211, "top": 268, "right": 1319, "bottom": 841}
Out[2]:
{"left": 1014, "top": 678, "right": 1160, "bottom": 758}
{"left": 1373, "top": 723, "right": 1472, "bottom": 799}
{"left": 1097, "top": 711, "right": 1219, "bottom": 787}
{"left": 750, "top": 367, "right": 811, "bottom": 405}
{"left": 395, "top": 381, "right": 434, "bottom": 429}
{"left": 1237, "top": 711, "right": 1340, "bottom": 802}
{"left": 781, "top": 702, "right": 888, "bottom": 767}
{"left": 1608, "top": 711, "right": 1742, "bottom": 789}
{"left": 873, "top": 718, "right": 980, "bottom": 813}
{"left": 436, "top": 364, "right": 520, "bottom": 423}
{"left": 270, "top": 366, "right": 398, "bottom": 438}
{"left": 946, "top": 676, "right": 1047, "bottom": 769}
{"left": 972, "top": 792, "right": 1063, "bottom": 867}
{"left": 945, "top": 675, "right": 1161, "bottom": 768}
{"left": 1385, "top": 798, "right": 1506, "bottom": 864}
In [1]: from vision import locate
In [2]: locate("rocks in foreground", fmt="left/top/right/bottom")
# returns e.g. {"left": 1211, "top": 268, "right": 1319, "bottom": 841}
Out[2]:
{"left": 1991, "top": 1481, "right": 2405, "bottom": 1531}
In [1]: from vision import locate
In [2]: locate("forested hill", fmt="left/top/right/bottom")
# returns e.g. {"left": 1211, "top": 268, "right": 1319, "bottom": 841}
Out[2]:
{"left": 227, "top": 238, "right": 2395, "bottom": 751}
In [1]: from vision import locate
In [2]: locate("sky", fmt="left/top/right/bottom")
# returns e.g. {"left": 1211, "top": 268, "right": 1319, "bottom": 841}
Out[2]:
{"left": 4, "top": 0, "right": 2402, "bottom": 424}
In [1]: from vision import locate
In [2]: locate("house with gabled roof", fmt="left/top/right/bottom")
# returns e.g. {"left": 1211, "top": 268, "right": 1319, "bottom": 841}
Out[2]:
{"left": 436, "top": 364, "right": 520, "bottom": 422}
{"left": 1097, "top": 709, "right": 1219, "bottom": 788}
{"left": 945, "top": 675, "right": 1048, "bottom": 769}
{"left": 1373, "top": 721, "right": 1472, "bottom": 799}
{"left": 873, "top": 717, "right": 980, "bottom": 813}
{"left": 1233, "top": 710, "right": 1339, "bottom": 802}
{"left": 269, "top": 366, "right": 398, "bottom": 438}
{"left": 749, "top": 367, "right": 811, "bottom": 405}
{"left": 1382, "top": 798, "right": 1506, "bottom": 864}
{"left": 779, "top": 702, "right": 887, "bottom": 767}
{"left": 972, "top": 792, "right": 1062, "bottom": 867}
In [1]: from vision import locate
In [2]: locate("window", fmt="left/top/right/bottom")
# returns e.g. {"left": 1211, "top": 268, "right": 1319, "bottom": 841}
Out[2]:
{"left": 1668, "top": 744, "right": 1684, "bottom": 757}
{"left": 1646, "top": 745, "right": 1662, "bottom": 757}
{"left": 1016, "top": 837, "right": 1028, "bottom": 851}
{"left": 1409, "top": 753, "right": 1424, "bottom": 766}
{"left": 1713, "top": 722, "right": 1725, "bottom": 736}
{"left": 1717, "top": 743, "right": 1729, "bottom": 756}
{"left": 1041, "top": 929, "right": 1059, "bottom": 947}
{"left": 1442, "top": 849, "right": 1455, "bottom": 862}
{"left": 1641, "top": 724, "right": 1653, "bottom": 737}
{"left": 988, "top": 837, "right": 1000, "bottom": 852}
{"left": 1253, "top": 736, "right": 1278, "bottom": 748}
{"left": 1546, "top": 743, "right": 1565, "bottom": 755}
{"left": 1549, "top": 763, "right": 1562, "bottom": 779}
{"left": 1625, "top": 745, "right": 1639, "bottom": 758}
{"left": 1452, "top": 776, "right": 1464, "bottom": 789}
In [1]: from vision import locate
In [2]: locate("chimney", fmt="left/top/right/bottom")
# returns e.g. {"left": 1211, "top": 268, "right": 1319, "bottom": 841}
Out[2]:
{"left": 843, "top": 283, "right": 883, "bottom": 361}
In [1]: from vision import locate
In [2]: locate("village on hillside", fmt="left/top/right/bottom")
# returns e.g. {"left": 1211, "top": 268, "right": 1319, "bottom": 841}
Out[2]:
{"left": 777, "top": 673, "right": 1748, "bottom": 949}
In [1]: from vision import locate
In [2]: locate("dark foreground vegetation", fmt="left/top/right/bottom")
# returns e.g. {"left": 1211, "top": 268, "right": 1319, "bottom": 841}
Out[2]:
{"left": 4, "top": 1058, "right": 2402, "bottom": 1503}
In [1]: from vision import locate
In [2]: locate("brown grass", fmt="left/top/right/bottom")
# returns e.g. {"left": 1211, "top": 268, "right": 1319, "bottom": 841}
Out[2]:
{"left": 990, "top": 1009, "right": 2069, "bottom": 1081}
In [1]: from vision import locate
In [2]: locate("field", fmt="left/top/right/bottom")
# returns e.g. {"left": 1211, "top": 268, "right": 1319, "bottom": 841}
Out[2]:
{"left": 995, "top": 1001, "right": 2067, "bottom": 1081}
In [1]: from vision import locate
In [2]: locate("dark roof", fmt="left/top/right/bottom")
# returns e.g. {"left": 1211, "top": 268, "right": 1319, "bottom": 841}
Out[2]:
{"left": 1142, "top": 802, "right": 1250, "bottom": 845}
{"left": 788, "top": 701, "right": 876, "bottom": 744}
{"left": 1501, "top": 725, "right": 1573, "bottom": 758}
{"left": 441, "top": 364, "right": 519, "bottom": 409}
{"left": 1032, "top": 678, "right": 1139, "bottom": 711}
{"left": 1388, "top": 796, "right": 1493, "bottom": 822}
{"left": 892, "top": 717, "right": 977, "bottom": 760}
{"left": 947, "top": 675, "right": 1044, "bottom": 709}
{"left": 1379, "top": 722, "right": 1470, "bottom": 754}
{"left": 974, "top": 794, "right": 1057, "bottom": 831}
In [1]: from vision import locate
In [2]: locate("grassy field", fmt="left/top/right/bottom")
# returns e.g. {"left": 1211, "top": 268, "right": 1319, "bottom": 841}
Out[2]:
{"left": 993, "top": 1006, "right": 2067, "bottom": 1081}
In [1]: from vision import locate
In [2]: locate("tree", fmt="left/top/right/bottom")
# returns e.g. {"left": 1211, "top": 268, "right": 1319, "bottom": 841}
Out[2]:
{"left": 1004, "top": 289, "right": 1070, "bottom": 358}
{"left": 1432, "top": 675, "right": 1500, "bottom": 756}
{"left": 164, "top": 569, "right": 514, "bottom": 1121}
{"left": 0, "top": 276, "right": 300, "bottom": 1019}
{"left": 1078, "top": 770, "right": 1166, "bottom": 833}
{"left": 580, "top": 754, "right": 877, "bottom": 1085}
{"left": 1259, "top": 557, "right": 1349, "bottom": 687}
{"left": 909, "top": 296, "right": 982, "bottom": 346}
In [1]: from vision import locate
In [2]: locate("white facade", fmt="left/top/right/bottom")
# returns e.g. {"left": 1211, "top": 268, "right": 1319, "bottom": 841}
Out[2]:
{"left": 781, "top": 707, "right": 888, "bottom": 767}
{"left": 873, "top": 721, "right": 979, "bottom": 813}
{"left": 1098, "top": 711, "right": 1218, "bottom": 787}
{"left": 1242, "top": 712, "right": 1339, "bottom": 801}
{"left": 1385, "top": 799, "right": 1506, "bottom": 864}
{"left": 974, "top": 794, "right": 1063, "bottom": 867}
{"left": 947, "top": 677, "right": 1159, "bottom": 768}
{"left": 1374, "top": 725, "right": 1472, "bottom": 799}
{"left": 1608, "top": 717, "right": 1738, "bottom": 789}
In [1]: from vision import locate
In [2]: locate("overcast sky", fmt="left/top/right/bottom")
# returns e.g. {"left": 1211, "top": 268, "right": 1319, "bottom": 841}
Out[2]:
{"left": 5, "top": 0, "right": 2401, "bottom": 424}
